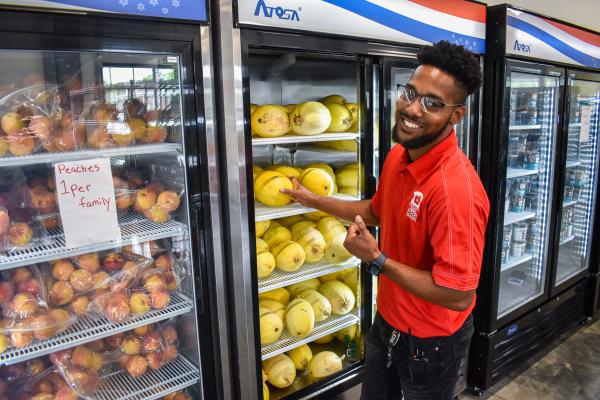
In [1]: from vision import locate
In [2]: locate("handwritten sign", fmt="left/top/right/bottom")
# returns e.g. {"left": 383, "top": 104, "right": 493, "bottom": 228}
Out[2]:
{"left": 580, "top": 105, "right": 592, "bottom": 143}
{"left": 55, "top": 158, "right": 121, "bottom": 249}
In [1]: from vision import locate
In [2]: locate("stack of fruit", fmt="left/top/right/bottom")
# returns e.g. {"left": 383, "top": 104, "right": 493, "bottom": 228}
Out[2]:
{"left": 50, "top": 342, "right": 104, "bottom": 397}
{"left": 250, "top": 94, "right": 358, "bottom": 139}
{"left": 334, "top": 163, "right": 359, "bottom": 197}
{"left": 258, "top": 270, "right": 356, "bottom": 346}
{"left": 133, "top": 182, "right": 182, "bottom": 224}
{"left": 255, "top": 214, "right": 354, "bottom": 279}
{"left": 162, "top": 391, "right": 193, "bottom": 400}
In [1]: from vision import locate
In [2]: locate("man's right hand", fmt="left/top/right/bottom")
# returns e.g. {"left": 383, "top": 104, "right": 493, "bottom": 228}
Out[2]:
{"left": 280, "top": 178, "right": 317, "bottom": 207}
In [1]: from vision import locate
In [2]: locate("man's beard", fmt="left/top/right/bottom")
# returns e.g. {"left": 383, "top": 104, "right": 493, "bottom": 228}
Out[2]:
{"left": 392, "top": 115, "right": 451, "bottom": 150}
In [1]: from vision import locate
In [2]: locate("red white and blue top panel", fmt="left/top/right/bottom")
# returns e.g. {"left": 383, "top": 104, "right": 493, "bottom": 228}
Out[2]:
{"left": 506, "top": 7, "right": 600, "bottom": 69}
{"left": 237, "top": 0, "right": 486, "bottom": 54}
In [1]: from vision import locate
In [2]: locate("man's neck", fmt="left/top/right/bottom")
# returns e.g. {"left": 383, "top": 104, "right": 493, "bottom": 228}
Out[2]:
{"left": 406, "top": 126, "right": 453, "bottom": 162}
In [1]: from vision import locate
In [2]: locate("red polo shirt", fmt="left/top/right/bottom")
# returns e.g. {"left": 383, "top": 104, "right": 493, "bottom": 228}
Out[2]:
{"left": 371, "top": 132, "right": 489, "bottom": 338}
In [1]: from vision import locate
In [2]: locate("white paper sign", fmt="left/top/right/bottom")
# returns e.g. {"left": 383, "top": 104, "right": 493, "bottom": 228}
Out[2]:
{"left": 580, "top": 105, "right": 592, "bottom": 143}
{"left": 55, "top": 158, "right": 121, "bottom": 249}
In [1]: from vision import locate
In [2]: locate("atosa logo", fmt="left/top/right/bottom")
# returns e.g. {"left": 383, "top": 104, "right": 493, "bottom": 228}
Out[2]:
{"left": 406, "top": 191, "right": 424, "bottom": 222}
{"left": 254, "top": 0, "right": 301, "bottom": 21}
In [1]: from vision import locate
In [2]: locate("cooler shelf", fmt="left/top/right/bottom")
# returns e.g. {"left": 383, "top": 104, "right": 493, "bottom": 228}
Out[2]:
{"left": 560, "top": 235, "right": 576, "bottom": 246}
{"left": 504, "top": 211, "right": 536, "bottom": 226}
{"left": 0, "top": 143, "right": 182, "bottom": 167}
{"left": 255, "top": 194, "right": 357, "bottom": 222}
{"left": 501, "top": 254, "right": 533, "bottom": 272}
{"left": 93, "top": 354, "right": 200, "bottom": 400}
{"left": 566, "top": 160, "right": 582, "bottom": 168}
{"left": 0, "top": 211, "right": 188, "bottom": 270}
{"left": 258, "top": 257, "right": 359, "bottom": 293}
{"left": 508, "top": 124, "right": 542, "bottom": 130}
{"left": 252, "top": 132, "right": 359, "bottom": 146}
{"left": 563, "top": 200, "right": 578, "bottom": 207}
{"left": 0, "top": 291, "right": 193, "bottom": 365}
{"left": 506, "top": 167, "right": 539, "bottom": 179}
{"left": 261, "top": 311, "right": 359, "bottom": 360}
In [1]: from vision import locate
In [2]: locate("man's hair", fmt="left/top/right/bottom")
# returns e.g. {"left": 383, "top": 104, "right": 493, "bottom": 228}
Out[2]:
{"left": 417, "top": 40, "right": 482, "bottom": 97}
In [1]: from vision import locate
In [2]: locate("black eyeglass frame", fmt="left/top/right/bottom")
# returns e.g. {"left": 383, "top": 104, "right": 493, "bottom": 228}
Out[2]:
{"left": 396, "top": 84, "right": 465, "bottom": 114}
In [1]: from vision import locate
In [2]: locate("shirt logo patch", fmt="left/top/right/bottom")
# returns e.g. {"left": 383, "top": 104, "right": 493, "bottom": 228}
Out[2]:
{"left": 407, "top": 191, "right": 424, "bottom": 222}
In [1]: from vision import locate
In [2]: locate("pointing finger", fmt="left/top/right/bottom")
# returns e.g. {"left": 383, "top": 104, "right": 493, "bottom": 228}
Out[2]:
{"left": 355, "top": 215, "right": 369, "bottom": 233}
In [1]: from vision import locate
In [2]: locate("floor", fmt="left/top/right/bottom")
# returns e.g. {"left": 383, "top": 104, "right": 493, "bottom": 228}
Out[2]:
{"left": 332, "top": 318, "right": 600, "bottom": 400}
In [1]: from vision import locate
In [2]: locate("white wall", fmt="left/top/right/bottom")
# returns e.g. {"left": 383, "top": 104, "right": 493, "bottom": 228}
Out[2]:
{"left": 483, "top": 0, "right": 600, "bottom": 32}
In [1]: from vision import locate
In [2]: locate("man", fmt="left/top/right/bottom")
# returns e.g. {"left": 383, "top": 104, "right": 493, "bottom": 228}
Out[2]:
{"left": 282, "top": 41, "right": 489, "bottom": 399}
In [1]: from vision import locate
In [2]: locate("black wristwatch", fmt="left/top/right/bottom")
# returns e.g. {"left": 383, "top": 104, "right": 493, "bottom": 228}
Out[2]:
{"left": 367, "top": 251, "right": 388, "bottom": 276}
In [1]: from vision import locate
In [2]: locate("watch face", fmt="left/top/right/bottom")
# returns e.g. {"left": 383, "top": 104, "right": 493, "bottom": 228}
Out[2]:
{"left": 368, "top": 263, "right": 380, "bottom": 276}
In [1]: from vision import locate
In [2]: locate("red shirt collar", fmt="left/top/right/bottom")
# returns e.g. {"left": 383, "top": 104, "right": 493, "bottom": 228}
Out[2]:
{"left": 398, "top": 131, "right": 459, "bottom": 185}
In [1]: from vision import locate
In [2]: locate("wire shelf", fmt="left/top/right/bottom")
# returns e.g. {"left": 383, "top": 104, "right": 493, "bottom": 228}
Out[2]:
{"left": 93, "top": 354, "right": 200, "bottom": 400}
{"left": 261, "top": 311, "right": 359, "bottom": 360}
{"left": 0, "top": 212, "right": 188, "bottom": 271}
{"left": 258, "top": 257, "right": 359, "bottom": 293}
{"left": 252, "top": 132, "right": 359, "bottom": 146}
{"left": 0, "top": 291, "right": 193, "bottom": 365}
{"left": 0, "top": 143, "right": 182, "bottom": 167}
{"left": 255, "top": 194, "right": 358, "bottom": 222}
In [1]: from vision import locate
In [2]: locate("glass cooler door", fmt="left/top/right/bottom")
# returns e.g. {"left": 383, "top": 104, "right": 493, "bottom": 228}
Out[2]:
{"left": 554, "top": 77, "right": 600, "bottom": 287}
{"left": 497, "top": 69, "right": 561, "bottom": 319}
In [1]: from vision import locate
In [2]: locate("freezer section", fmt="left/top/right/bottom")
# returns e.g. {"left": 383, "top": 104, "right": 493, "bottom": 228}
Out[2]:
{"left": 498, "top": 71, "right": 560, "bottom": 318}
{"left": 555, "top": 79, "right": 600, "bottom": 285}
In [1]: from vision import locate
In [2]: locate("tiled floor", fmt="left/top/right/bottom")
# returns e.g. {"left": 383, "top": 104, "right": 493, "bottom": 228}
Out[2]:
{"left": 333, "top": 318, "right": 600, "bottom": 399}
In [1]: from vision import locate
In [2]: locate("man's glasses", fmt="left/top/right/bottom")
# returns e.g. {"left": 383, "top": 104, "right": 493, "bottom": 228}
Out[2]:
{"left": 396, "top": 84, "right": 464, "bottom": 114}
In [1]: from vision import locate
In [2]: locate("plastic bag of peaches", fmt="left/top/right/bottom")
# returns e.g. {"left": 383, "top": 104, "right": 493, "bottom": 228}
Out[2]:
{"left": 0, "top": 265, "right": 77, "bottom": 352}
{"left": 41, "top": 249, "right": 154, "bottom": 323}
{"left": 4, "top": 358, "right": 80, "bottom": 400}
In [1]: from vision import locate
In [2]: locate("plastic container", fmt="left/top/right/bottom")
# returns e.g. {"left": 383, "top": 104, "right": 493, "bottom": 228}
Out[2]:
{"left": 512, "top": 222, "right": 528, "bottom": 242}
{"left": 510, "top": 240, "right": 526, "bottom": 258}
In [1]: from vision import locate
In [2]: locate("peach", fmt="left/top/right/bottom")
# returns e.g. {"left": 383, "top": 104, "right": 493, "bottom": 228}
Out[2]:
{"left": 125, "top": 354, "right": 147, "bottom": 378}
{"left": 49, "top": 348, "right": 72, "bottom": 366}
{"left": 163, "top": 344, "right": 178, "bottom": 363}
{"left": 112, "top": 128, "right": 135, "bottom": 146}
{"left": 52, "top": 260, "right": 75, "bottom": 281}
{"left": 46, "top": 176, "right": 56, "bottom": 191}
{"left": 48, "top": 308, "right": 72, "bottom": 332}
{"left": 49, "top": 371, "right": 69, "bottom": 390}
{"left": 55, "top": 386, "right": 78, "bottom": 400}
{"left": 40, "top": 215, "right": 59, "bottom": 230}
{"left": 94, "top": 106, "right": 117, "bottom": 122}
{"left": 90, "top": 351, "right": 103, "bottom": 372}
{"left": 30, "top": 186, "right": 56, "bottom": 213}
{"left": 30, "top": 314, "right": 58, "bottom": 340}
{"left": 32, "top": 379, "right": 54, "bottom": 394}
{"left": 76, "top": 253, "right": 100, "bottom": 273}
{"left": 116, "top": 191, "right": 135, "bottom": 210}
{"left": 112, "top": 176, "right": 128, "bottom": 190}
{"left": 28, "top": 116, "right": 52, "bottom": 142}
{"left": 146, "top": 351, "right": 164, "bottom": 370}
{"left": 121, "top": 335, "right": 141, "bottom": 355}
{"left": 147, "top": 204, "right": 169, "bottom": 223}
{"left": 9, "top": 329, "right": 33, "bottom": 348}
{"left": 134, "top": 189, "right": 157, "bottom": 212}
{"left": 118, "top": 353, "right": 131, "bottom": 369}
{"left": 133, "top": 324, "right": 151, "bottom": 336}
{"left": 146, "top": 182, "right": 165, "bottom": 196}
{"left": 68, "top": 368, "right": 99, "bottom": 393}
{"left": 54, "top": 128, "right": 77, "bottom": 152}
{"left": 0, "top": 282, "right": 14, "bottom": 305}
{"left": 91, "top": 271, "right": 110, "bottom": 290}
{"left": 29, "top": 393, "right": 53, "bottom": 400}
{"left": 105, "top": 291, "right": 130, "bottom": 323}
{"left": 10, "top": 267, "right": 32, "bottom": 284}
{"left": 0, "top": 209, "right": 9, "bottom": 234}
{"left": 9, "top": 292, "right": 38, "bottom": 317}
{"left": 102, "top": 252, "right": 125, "bottom": 272}
{"left": 129, "top": 292, "right": 150, "bottom": 315}
{"left": 164, "top": 270, "right": 179, "bottom": 291}
{"left": 8, "top": 135, "right": 36, "bottom": 156}
{"left": 154, "top": 254, "right": 173, "bottom": 272}
{"left": 70, "top": 295, "right": 89, "bottom": 316}
{"left": 150, "top": 288, "right": 170, "bottom": 310}
{"left": 105, "top": 332, "right": 124, "bottom": 349}
{"left": 0, "top": 334, "right": 8, "bottom": 352}
{"left": 0, "top": 362, "right": 25, "bottom": 381}
{"left": 8, "top": 223, "right": 33, "bottom": 246}
{"left": 127, "top": 118, "right": 146, "bottom": 141}
{"left": 144, "top": 126, "right": 167, "bottom": 143}
{"left": 1, "top": 112, "right": 24, "bottom": 135}
{"left": 144, "top": 110, "right": 160, "bottom": 124}
{"left": 87, "top": 339, "right": 105, "bottom": 352}
{"left": 162, "top": 325, "right": 178, "bottom": 345}
{"left": 165, "top": 393, "right": 192, "bottom": 400}
{"left": 156, "top": 191, "right": 180, "bottom": 213}
{"left": 90, "top": 290, "right": 109, "bottom": 313}
{"left": 27, "top": 358, "right": 46, "bottom": 376}
{"left": 144, "top": 273, "right": 166, "bottom": 292}
{"left": 17, "top": 277, "right": 41, "bottom": 296}
{"left": 124, "top": 99, "right": 147, "bottom": 121}
{"left": 71, "top": 345, "right": 94, "bottom": 369}
{"left": 87, "top": 126, "right": 113, "bottom": 149}
{"left": 49, "top": 281, "right": 74, "bottom": 306}
{"left": 142, "top": 331, "right": 162, "bottom": 353}
{"left": 70, "top": 269, "right": 93, "bottom": 292}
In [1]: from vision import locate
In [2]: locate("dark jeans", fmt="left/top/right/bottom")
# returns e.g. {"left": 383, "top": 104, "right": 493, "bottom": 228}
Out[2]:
{"left": 361, "top": 313, "right": 474, "bottom": 400}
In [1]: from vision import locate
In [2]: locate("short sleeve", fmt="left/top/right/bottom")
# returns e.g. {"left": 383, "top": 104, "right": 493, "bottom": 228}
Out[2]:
{"left": 370, "top": 185, "right": 382, "bottom": 217}
{"left": 428, "top": 170, "right": 489, "bottom": 291}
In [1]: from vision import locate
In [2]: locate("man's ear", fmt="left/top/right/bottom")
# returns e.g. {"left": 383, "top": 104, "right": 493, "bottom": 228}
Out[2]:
{"left": 450, "top": 106, "right": 466, "bottom": 125}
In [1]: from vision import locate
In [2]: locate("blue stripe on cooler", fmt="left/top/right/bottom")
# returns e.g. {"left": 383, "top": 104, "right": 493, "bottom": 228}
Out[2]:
{"left": 322, "top": 0, "right": 485, "bottom": 53}
{"left": 508, "top": 16, "right": 600, "bottom": 68}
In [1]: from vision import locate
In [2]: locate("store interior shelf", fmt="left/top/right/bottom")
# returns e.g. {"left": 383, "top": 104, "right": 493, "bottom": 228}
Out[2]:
{"left": 569, "top": 122, "right": 582, "bottom": 127}
{"left": 0, "top": 291, "right": 193, "bottom": 365}
{"left": 0, "top": 212, "right": 188, "bottom": 271}
{"left": 261, "top": 311, "right": 359, "bottom": 360}
{"left": 0, "top": 143, "right": 182, "bottom": 167}
{"left": 563, "top": 200, "right": 578, "bottom": 207}
{"left": 252, "top": 132, "right": 359, "bottom": 146}
{"left": 93, "top": 354, "right": 200, "bottom": 400}
{"left": 258, "top": 257, "right": 360, "bottom": 293}
{"left": 255, "top": 194, "right": 358, "bottom": 222}
{"left": 504, "top": 210, "right": 536, "bottom": 226}
{"left": 560, "top": 235, "right": 576, "bottom": 246}
{"left": 509, "top": 124, "right": 542, "bottom": 131}
{"left": 507, "top": 167, "right": 539, "bottom": 179}
{"left": 566, "top": 160, "right": 582, "bottom": 168}
{"left": 501, "top": 253, "right": 533, "bottom": 271}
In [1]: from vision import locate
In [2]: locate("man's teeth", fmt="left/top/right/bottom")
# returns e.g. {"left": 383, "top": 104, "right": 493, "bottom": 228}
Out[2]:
{"left": 403, "top": 118, "right": 420, "bottom": 129}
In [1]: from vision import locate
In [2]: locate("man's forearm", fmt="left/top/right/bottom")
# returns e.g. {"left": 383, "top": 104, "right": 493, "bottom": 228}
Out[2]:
{"left": 306, "top": 196, "right": 379, "bottom": 226}
{"left": 381, "top": 258, "right": 474, "bottom": 311}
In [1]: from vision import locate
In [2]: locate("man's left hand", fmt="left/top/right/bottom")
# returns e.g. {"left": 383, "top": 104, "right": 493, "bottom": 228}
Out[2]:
{"left": 344, "top": 215, "right": 380, "bottom": 263}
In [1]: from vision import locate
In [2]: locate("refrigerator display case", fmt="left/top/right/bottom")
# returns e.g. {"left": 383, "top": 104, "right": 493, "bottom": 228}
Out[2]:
{"left": 470, "top": 5, "right": 600, "bottom": 392}
{"left": 0, "top": 7, "right": 228, "bottom": 400}
{"left": 214, "top": 1, "right": 486, "bottom": 399}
